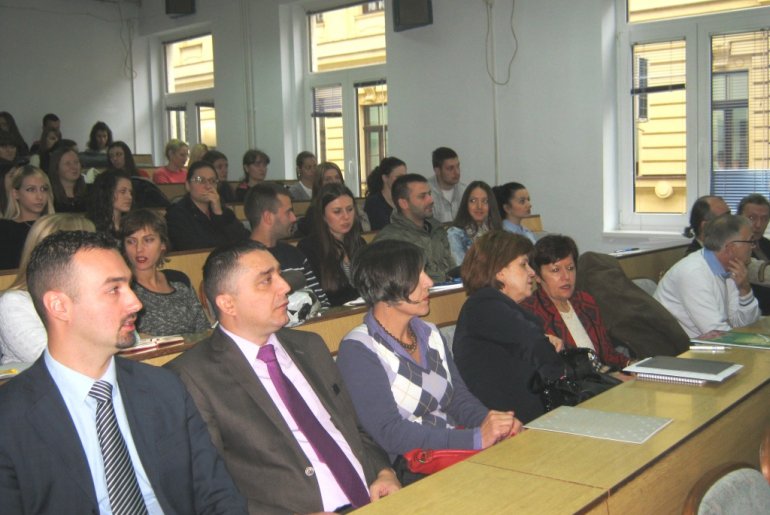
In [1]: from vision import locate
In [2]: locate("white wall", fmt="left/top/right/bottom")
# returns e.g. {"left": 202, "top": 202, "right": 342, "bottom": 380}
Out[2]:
{"left": 1, "top": 0, "right": 684, "bottom": 252}
{"left": 0, "top": 0, "right": 138, "bottom": 152}
{"left": 387, "top": 0, "right": 665, "bottom": 253}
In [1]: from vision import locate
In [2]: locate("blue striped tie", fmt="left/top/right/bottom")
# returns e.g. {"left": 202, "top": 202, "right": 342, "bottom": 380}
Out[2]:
{"left": 89, "top": 380, "right": 148, "bottom": 515}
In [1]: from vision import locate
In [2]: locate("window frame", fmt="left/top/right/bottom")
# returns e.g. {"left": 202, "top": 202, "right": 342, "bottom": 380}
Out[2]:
{"left": 301, "top": 1, "right": 387, "bottom": 196}
{"left": 614, "top": 2, "right": 770, "bottom": 232}
{"left": 161, "top": 33, "right": 216, "bottom": 149}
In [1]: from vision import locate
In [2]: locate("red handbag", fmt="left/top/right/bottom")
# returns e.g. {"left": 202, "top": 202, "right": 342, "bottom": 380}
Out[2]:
{"left": 402, "top": 448, "right": 480, "bottom": 475}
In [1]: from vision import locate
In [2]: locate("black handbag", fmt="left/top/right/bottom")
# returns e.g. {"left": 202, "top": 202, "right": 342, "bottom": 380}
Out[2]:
{"left": 530, "top": 348, "right": 622, "bottom": 412}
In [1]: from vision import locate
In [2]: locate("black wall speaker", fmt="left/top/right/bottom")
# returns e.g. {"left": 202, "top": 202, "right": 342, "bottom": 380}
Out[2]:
{"left": 166, "top": 0, "right": 195, "bottom": 17}
{"left": 393, "top": 0, "right": 433, "bottom": 32}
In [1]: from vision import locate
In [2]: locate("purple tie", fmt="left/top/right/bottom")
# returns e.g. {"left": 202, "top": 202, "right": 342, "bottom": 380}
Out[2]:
{"left": 257, "top": 344, "right": 370, "bottom": 508}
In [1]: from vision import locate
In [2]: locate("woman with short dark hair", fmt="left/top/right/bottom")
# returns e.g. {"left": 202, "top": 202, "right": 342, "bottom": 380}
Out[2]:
{"left": 454, "top": 230, "right": 565, "bottom": 423}
{"left": 235, "top": 149, "right": 270, "bottom": 201}
{"left": 336, "top": 239, "right": 521, "bottom": 466}
{"left": 121, "top": 208, "right": 210, "bottom": 336}
{"left": 521, "top": 235, "right": 630, "bottom": 369}
{"left": 297, "top": 183, "right": 365, "bottom": 306}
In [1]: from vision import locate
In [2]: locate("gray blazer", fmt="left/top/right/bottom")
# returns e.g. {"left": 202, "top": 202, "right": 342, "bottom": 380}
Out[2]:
{"left": 166, "top": 327, "right": 390, "bottom": 515}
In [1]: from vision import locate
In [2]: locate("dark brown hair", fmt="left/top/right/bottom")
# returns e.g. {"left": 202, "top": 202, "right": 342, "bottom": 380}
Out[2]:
{"left": 461, "top": 230, "right": 533, "bottom": 294}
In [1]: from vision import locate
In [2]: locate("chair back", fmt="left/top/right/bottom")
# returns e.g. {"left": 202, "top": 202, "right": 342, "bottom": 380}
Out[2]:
{"left": 761, "top": 426, "right": 770, "bottom": 485}
{"left": 682, "top": 462, "right": 770, "bottom": 515}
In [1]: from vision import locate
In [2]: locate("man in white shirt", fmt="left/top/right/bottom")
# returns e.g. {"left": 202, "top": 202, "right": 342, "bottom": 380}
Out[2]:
{"left": 428, "top": 146, "right": 467, "bottom": 223}
{"left": 655, "top": 214, "right": 760, "bottom": 338}
{"left": 0, "top": 230, "right": 246, "bottom": 514}
{"left": 167, "top": 240, "right": 399, "bottom": 514}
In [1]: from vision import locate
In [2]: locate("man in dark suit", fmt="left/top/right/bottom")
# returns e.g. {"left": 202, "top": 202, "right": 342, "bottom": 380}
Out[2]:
{"left": 167, "top": 240, "right": 399, "bottom": 515}
{"left": 0, "top": 231, "right": 246, "bottom": 514}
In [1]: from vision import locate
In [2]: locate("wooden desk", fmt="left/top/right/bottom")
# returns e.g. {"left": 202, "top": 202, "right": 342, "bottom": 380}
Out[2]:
{"left": 361, "top": 461, "right": 608, "bottom": 514}
{"left": 357, "top": 347, "right": 770, "bottom": 514}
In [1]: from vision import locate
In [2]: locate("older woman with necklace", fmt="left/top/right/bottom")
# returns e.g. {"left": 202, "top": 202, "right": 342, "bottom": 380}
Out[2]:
{"left": 336, "top": 240, "right": 521, "bottom": 472}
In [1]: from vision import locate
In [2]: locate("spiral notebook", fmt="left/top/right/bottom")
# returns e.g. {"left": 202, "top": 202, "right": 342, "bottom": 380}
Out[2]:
{"left": 623, "top": 356, "right": 742, "bottom": 385}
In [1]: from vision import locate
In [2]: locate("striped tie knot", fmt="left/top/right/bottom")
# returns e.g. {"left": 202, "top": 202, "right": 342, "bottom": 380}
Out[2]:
{"left": 89, "top": 380, "right": 113, "bottom": 403}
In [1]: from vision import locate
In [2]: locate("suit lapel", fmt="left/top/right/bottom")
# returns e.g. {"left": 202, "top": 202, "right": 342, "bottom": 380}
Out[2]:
{"left": 116, "top": 359, "right": 161, "bottom": 490}
{"left": 24, "top": 358, "right": 99, "bottom": 505}
{"left": 210, "top": 329, "right": 304, "bottom": 445}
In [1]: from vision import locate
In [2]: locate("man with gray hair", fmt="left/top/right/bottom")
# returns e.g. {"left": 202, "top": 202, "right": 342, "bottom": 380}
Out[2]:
{"left": 655, "top": 214, "right": 760, "bottom": 337}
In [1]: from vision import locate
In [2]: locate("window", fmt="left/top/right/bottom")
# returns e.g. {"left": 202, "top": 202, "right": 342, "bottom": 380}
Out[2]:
{"left": 305, "top": 2, "right": 387, "bottom": 195}
{"left": 616, "top": 2, "right": 770, "bottom": 229}
{"left": 308, "top": 2, "right": 386, "bottom": 73}
{"left": 312, "top": 85, "right": 344, "bottom": 167}
{"left": 630, "top": 40, "right": 687, "bottom": 214}
{"left": 163, "top": 34, "right": 216, "bottom": 147}
{"left": 710, "top": 30, "right": 770, "bottom": 208}
{"left": 362, "top": 1, "right": 385, "bottom": 14}
{"left": 356, "top": 82, "right": 387, "bottom": 195}
{"left": 628, "top": 0, "right": 766, "bottom": 24}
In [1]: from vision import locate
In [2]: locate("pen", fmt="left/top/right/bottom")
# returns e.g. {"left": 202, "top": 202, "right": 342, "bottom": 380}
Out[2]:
{"left": 613, "top": 247, "right": 640, "bottom": 253}
{"left": 689, "top": 345, "right": 727, "bottom": 351}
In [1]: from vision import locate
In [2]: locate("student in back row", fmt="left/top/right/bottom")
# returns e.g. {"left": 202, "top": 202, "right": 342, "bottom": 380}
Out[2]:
{"left": 165, "top": 161, "right": 249, "bottom": 251}
{"left": 245, "top": 183, "right": 330, "bottom": 307}
{"left": 374, "top": 174, "right": 455, "bottom": 283}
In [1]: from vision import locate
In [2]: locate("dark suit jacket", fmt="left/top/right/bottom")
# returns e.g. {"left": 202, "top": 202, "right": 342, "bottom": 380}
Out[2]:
{"left": 166, "top": 327, "right": 390, "bottom": 515}
{"left": 0, "top": 356, "right": 247, "bottom": 515}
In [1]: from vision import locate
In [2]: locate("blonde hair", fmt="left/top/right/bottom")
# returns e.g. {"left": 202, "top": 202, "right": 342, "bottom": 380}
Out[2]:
{"left": 165, "top": 139, "right": 188, "bottom": 161}
{"left": 189, "top": 143, "right": 208, "bottom": 164}
{"left": 9, "top": 213, "right": 96, "bottom": 290}
{"left": 3, "top": 165, "right": 55, "bottom": 220}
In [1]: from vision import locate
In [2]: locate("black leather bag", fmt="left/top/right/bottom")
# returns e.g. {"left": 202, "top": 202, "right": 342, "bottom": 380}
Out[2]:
{"left": 530, "top": 348, "right": 622, "bottom": 412}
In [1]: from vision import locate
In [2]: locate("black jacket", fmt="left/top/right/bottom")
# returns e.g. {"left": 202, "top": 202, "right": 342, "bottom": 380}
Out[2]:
{"left": 454, "top": 287, "right": 564, "bottom": 423}
{"left": 165, "top": 194, "right": 249, "bottom": 251}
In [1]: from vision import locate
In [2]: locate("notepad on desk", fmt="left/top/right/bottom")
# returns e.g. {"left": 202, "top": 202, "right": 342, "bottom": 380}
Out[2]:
{"left": 525, "top": 406, "right": 672, "bottom": 444}
{"left": 623, "top": 356, "right": 742, "bottom": 386}
{"left": 690, "top": 331, "right": 770, "bottom": 350}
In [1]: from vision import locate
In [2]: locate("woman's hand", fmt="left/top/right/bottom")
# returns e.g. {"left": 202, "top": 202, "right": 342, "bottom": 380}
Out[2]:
{"left": 203, "top": 188, "right": 223, "bottom": 215}
{"left": 546, "top": 334, "right": 564, "bottom": 353}
{"left": 480, "top": 410, "right": 517, "bottom": 448}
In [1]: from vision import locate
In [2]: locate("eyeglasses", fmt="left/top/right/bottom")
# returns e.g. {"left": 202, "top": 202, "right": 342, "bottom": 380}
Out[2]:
{"left": 729, "top": 239, "right": 757, "bottom": 248}
{"left": 190, "top": 176, "right": 219, "bottom": 186}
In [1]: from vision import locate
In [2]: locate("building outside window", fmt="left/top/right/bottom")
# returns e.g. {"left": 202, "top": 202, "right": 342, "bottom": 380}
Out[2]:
{"left": 616, "top": 0, "right": 770, "bottom": 229}
{"left": 164, "top": 34, "right": 216, "bottom": 148}
{"left": 306, "top": 2, "right": 387, "bottom": 195}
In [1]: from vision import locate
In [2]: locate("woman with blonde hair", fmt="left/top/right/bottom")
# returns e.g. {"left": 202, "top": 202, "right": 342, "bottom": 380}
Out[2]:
{"left": 0, "top": 214, "right": 95, "bottom": 364}
{"left": 153, "top": 139, "right": 189, "bottom": 184}
{"left": 0, "top": 166, "right": 55, "bottom": 269}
